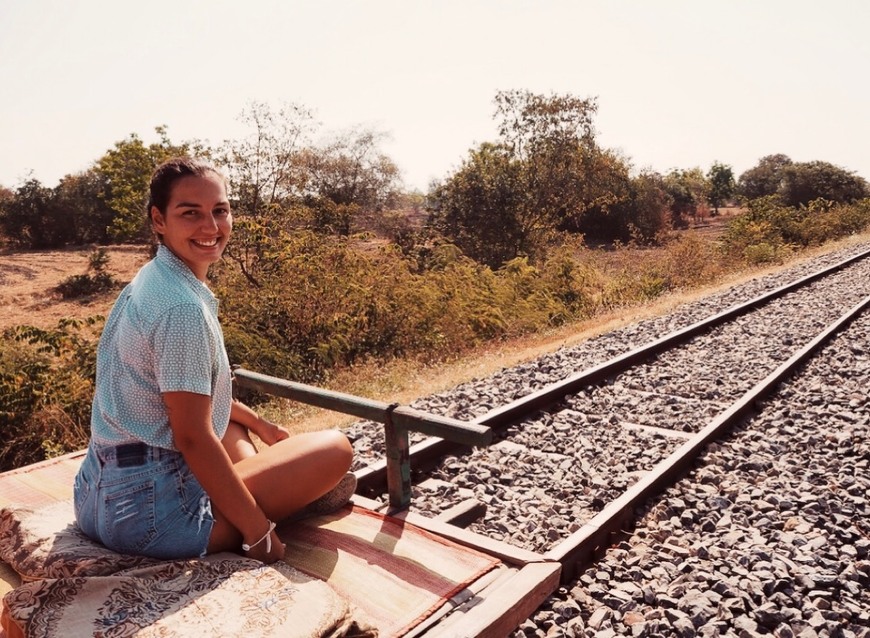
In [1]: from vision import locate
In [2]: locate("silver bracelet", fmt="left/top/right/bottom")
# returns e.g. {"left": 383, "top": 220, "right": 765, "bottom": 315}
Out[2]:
{"left": 242, "top": 520, "right": 276, "bottom": 553}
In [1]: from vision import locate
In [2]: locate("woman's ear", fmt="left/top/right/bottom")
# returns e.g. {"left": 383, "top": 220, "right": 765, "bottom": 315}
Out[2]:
{"left": 150, "top": 206, "right": 166, "bottom": 234}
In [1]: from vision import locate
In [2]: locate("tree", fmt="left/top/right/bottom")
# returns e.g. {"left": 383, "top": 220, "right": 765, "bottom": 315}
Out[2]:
{"left": 0, "top": 186, "right": 13, "bottom": 245}
{"left": 737, "top": 154, "right": 792, "bottom": 201}
{"left": 301, "top": 127, "right": 402, "bottom": 235}
{"left": 95, "top": 126, "right": 194, "bottom": 243}
{"left": 778, "top": 161, "right": 868, "bottom": 207}
{"left": 663, "top": 168, "right": 711, "bottom": 226}
{"left": 220, "top": 101, "right": 317, "bottom": 217}
{"left": 428, "top": 142, "right": 526, "bottom": 268}
{"left": 429, "top": 90, "right": 602, "bottom": 266}
{"left": 561, "top": 148, "right": 633, "bottom": 240}
{"left": 0, "top": 178, "right": 67, "bottom": 248}
{"left": 494, "top": 89, "right": 600, "bottom": 233}
{"left": 614, "top": 171, "right": 673, "bottom": 242}
{"left": 53, "top": 169, "right": 115, "bottom": 244}
{"left": 707, "top": 162, "right": 736, "bottom": 214}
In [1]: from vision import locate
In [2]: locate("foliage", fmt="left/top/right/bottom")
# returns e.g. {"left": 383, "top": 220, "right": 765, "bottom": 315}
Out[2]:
{"left": 96, "top": 126, "right": 199, "bottom": 243}
{"left": 557, "top": 148, "right": 632, "bottom": 238}
{"left": 737, "top": 154, "right": 792, "bottom": 201}
{"left": 0, "top": 318, "right": 101, "bottom": 471}
{"left": 429, "top": 90, "right": 611, "bottom": 266}
{"left": 54, "top": 170, "right": 116, "bottom": 245}
{"left": 219, "top": 101, "right": 317, "bottom": 217}
{"left": 624, "top": 172, "right": 674, "bottom": 242}
{"left": 212, "top": 220, "right": 743, "bottom": 389}
{"left": 428, "top": 142, "right": 528, "bottom": 267}
{"left": 213, "top": 228, "right": 607, "bottom": 383}
{"left": 778, "top": 161, "right": 868, "bottom": 207}
{"left": 580, "top": 168, "right": 672, "bottom": 244}
{"left": 737, "top": 155, "right": 867, "bottom": 210}
{"left": 218, "top": 102, "right": 403, "bottom": 244}
{"left": 301, "top": 127, "right": 402, "bottom": 235}
{"left": 0, "top": 178, "right": 69, "bottom": 248}
{"left": 0, "top": 171, "right": 117, "bottom": 249}
{"left": 721, "top": 196, "right": 870, "bottom": 264}
{"left": 663, "top": 168, "right": 711, "bottom": 227}
{"left": 707, "top": 162, "right": 736, "bottom": 213}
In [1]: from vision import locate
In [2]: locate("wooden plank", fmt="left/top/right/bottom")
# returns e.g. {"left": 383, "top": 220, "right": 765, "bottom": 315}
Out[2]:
{"left": 404, "top": 565, "right": 513, "bottom": 637}
{"left": 421, "top": 561, "right": 561, "bottom": 638}
{"left": 384, "top": 418, "right": 412, "bottom": 508}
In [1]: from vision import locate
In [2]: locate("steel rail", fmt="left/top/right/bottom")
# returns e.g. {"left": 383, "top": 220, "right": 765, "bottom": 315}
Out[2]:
{"left": 546, "top": 292, "right": 870, "bottom": 582}
{"left": 355, "top": 246, "right": 870, "bottom": 492}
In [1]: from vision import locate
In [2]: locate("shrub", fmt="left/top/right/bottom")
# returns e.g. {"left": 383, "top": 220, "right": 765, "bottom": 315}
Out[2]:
{"left": 0, "top": 319, "right": 100, "bottom": 471}
{"left": 722, "top": 197, "right": 870, "bottom": 265}
{"left": 55, "top": 249, "right": 118, "bottom": 299}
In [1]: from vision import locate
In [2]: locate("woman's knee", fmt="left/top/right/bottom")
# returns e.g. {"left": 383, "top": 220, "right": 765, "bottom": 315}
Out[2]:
{"left": 322, "top": 429, "right": 353, "bottom": 469}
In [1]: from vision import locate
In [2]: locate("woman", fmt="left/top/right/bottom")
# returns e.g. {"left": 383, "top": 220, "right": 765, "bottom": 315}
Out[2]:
{"left": 74, "top": 157, "right": 354, "bottom": 564}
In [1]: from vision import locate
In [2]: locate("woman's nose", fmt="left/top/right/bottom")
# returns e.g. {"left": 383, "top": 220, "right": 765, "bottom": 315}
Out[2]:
{"left": 201, "top": 213, "right": 220, "bottom": 231}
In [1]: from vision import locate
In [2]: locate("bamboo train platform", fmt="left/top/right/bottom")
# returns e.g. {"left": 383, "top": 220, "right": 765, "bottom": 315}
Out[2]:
{"left": 0, "top": 370, "right": 561, "bottom": 637}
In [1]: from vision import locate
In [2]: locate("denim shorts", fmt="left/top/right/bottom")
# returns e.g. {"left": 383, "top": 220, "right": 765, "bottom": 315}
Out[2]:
{"left": 73, "top": 441, "right": 215, "bottom": 559}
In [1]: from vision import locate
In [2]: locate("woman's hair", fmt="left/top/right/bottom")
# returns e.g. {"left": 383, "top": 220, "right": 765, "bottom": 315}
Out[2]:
{"left": 147, "top": 157, "right": 226, "bottom": 243}
{"left": 148, "top": 157, "right": 225, "bottom": 213}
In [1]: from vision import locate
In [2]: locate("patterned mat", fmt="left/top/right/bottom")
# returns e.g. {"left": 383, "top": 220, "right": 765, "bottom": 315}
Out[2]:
{"left": 0, "top": 453, "right": 500, "bottom": 637}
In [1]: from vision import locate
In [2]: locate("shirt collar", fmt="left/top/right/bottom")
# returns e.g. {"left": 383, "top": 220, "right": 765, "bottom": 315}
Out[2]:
{"left": 155, "top": 244, "right": 217, "bottom": 306}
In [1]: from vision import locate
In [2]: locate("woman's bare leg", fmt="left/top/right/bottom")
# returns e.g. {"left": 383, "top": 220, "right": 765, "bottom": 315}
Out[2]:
{"left": 208, "top": 429, "right": 353, "bottom": 553}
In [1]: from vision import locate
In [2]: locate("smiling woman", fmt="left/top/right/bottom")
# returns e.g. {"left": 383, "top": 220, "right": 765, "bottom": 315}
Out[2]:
{"left": 146, "top": 160, "right": 232, "bottom": 281}
{"left": 73, "top": 157, "right": 356, "bottom": 566}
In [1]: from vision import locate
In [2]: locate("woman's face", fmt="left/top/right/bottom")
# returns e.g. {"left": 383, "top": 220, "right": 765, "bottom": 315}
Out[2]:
{"left": 150, "top": 173, "right": 232, "bottom": 281}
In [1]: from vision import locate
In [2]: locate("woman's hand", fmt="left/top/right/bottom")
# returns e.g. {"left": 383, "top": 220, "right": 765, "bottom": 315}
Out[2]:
{"left": 230, "top": 400, "right": 290, "bottom": 446}
{"left": 254, "top": 420, "right": 291, "bottom": 446}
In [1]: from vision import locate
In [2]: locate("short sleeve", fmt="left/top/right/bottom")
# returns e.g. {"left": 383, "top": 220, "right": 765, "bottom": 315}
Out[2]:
{"left": 151, "top": 304, "right": 217, "bottom": 396}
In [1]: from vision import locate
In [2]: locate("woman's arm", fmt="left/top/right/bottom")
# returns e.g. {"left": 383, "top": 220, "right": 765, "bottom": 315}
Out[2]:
{"left": 163, "top": 391, "right": 283, "bottom": 562}
{"left": 230, "top": 399, "right": 290, "bottom": 446}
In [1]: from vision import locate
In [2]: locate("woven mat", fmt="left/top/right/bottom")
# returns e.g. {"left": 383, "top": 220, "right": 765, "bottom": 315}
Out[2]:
{"left": 1, "top": 454, "right": 501, "bottom": 637}
{"left": 0, "top": 454, "right": 82, "bottom": 509}
{"left": 281, "top": 505, "right": 500, "bottom": 636}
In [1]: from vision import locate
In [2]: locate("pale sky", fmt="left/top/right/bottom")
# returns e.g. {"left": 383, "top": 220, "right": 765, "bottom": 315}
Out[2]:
{"left": 1, "top": 0, "right": 868, "bottom": 192}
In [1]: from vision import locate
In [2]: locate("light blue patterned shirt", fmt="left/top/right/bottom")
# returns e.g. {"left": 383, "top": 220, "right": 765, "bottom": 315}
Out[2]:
{"left": 90, "top": 245, "right": 232, "bottom": 449}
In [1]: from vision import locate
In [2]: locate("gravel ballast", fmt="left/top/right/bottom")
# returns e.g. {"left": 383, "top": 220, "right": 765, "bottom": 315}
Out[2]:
{"left": 345, "top": 241, "right": 870, "bottom": 636}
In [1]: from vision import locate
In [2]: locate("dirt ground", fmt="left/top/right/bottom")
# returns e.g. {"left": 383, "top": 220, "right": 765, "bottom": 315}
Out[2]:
{"left": 0, "top": 246, "right": 150, "bottom": 331}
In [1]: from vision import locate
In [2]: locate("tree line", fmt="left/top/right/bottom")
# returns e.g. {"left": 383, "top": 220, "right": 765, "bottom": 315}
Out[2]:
{"left": 2, "top": 91, "right": 867, "bottom": 263}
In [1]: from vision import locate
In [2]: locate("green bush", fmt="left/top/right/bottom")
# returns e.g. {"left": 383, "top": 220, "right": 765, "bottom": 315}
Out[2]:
{"left": 56, "top": 272, "right": 116, "bottom": 299}
{"left": 722, "top": 197, "right": 870, "bottom": 264}
{"left": 0, "top": 319, "right": 100, "bottom": 471}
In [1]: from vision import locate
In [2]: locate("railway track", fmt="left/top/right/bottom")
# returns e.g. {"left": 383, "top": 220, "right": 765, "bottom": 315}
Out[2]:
{"left": 234, "top": 240, "right": 870, "bottom": 634}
